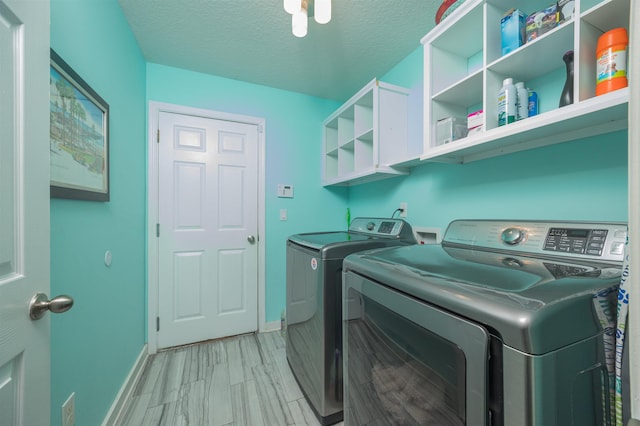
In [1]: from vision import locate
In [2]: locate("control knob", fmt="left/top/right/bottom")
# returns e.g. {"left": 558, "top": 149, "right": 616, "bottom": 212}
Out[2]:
{"left": 367, "top": 222, "right": 375, "bottom": 231}
{"left": 502, "top": 227, "right": 526, "bottom": 245}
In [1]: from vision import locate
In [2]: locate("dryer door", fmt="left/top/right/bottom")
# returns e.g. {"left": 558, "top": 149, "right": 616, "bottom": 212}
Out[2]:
{"left": 343, "top": 271, "right": 491, "bottom": 426}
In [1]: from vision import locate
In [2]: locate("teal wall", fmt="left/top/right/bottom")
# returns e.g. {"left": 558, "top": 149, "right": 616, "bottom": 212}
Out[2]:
{"left": 47, "top": 3, "right": 627, "bottom": 424}
{"left": 349, "top": 134, "right": 628, "bottom": 228}
{"left": 146, "top": 64, "right": 346, "bottom": 324}
{"left": 50, "top": 0, "right": 147, "bottom": 425}
{"left": 349, "top": 47, "right": 628, "bottom": 228}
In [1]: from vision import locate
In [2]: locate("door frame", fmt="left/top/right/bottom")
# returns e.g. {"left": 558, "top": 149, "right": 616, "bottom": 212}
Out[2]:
{"left": 147, "top": 101, "right": 266, "bottom": 354}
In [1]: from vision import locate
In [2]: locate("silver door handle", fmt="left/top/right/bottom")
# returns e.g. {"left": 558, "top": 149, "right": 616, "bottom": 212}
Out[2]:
{"left": 247, "top": 235, "right": 256, "bottom": 244}
{"left": 29, "top": 293, "right": 74, "bottom": 320}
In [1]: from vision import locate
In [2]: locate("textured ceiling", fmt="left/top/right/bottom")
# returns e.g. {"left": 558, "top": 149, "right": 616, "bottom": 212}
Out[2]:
{"left": 118, "top": 0, "right": 442, "bottom": 102}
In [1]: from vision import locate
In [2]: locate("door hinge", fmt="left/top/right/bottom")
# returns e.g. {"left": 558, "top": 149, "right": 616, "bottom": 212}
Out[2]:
{"left": 156, "top": 223, "right": 160, "bottom": 237}
{"left": 157, "top": 129, "right": 160, "bottom": 143}
{"left": 156, "top": 316, "right": 160, "bottom": 331}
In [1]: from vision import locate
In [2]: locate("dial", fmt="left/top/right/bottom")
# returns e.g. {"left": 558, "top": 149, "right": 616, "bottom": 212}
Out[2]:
{"left": 366, "top": 222, "right": 376, "bottom": 231}
{"left": 502, "top": 227, "right": 525, "bottom": 245}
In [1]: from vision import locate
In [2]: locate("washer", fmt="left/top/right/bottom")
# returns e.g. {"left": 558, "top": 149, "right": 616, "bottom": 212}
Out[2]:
{"left": 286, "top": 217, "right": 416, "bottom": 425}
{"left": 343, "top": 219, "right": 627, "bottom": 426}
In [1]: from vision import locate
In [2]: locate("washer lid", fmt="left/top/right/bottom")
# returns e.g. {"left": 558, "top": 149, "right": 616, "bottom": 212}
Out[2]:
{"left": 288, "top": 217, "right": 416, "bottom": 251}
{"left": 288, "top": 231, "right": 372, "bottom": 251}
{"left": 343, "top": 244, "right": 621, "bottom": 354}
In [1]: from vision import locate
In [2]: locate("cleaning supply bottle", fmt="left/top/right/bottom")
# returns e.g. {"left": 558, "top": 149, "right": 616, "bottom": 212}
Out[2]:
{"left": 528, "top": 89, "right": 539, "bottom": 117}
{"left": 515, "top": 81, "right": 528, "bottom": 120}
{"left": 498, "top": 78, "right": 517, "bottom": 126}
{"left": 596, "top": 28, "right": 628, "bottom": 96}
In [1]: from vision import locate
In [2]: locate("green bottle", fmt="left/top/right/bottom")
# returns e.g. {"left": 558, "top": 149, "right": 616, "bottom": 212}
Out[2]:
{"left": 346, "top": 208, "right": 351, "bottom": 228}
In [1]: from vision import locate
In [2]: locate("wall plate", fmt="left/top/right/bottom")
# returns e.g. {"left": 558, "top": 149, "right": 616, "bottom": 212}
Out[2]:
{"left": 277, "top": 184, "right": 294, "bottom": 198}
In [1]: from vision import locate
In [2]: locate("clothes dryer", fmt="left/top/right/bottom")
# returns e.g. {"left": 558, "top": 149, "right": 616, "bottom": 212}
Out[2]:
{"left": 343, "top": 219, "right": 627, "bottom": 426}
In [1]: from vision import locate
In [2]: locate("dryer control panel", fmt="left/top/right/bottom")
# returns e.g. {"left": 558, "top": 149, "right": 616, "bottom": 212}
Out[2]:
{"left": 349, "top": 217, "right": 414, "bottom": 239}
{"left": 443, "top": 220, "right": 627, "bottom": 263}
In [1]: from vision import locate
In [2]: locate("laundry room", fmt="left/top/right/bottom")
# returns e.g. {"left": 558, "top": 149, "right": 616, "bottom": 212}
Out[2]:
{"left": 7, "top": 0, "right": 634, "bottom": 425}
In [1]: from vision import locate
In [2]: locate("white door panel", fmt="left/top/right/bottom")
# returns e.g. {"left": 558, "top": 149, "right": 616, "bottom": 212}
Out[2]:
{"left": 0, "top": 0, "right": 50, "bottom": 424}
{"left": 158, "top": 112, "right": 258, "bottom": 349}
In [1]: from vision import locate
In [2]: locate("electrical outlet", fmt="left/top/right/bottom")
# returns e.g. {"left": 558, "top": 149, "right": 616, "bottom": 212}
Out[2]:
{"left": 62, "top": 392, "right": 75, "bottom": 426}
{"left": 399, "top": 202, "right": 408, "bottom": 218}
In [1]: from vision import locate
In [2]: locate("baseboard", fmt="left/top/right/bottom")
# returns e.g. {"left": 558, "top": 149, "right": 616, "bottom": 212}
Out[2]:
{"left": 260, "top": 320, "right": 281, "bottom": 333}
{"left": 101, "top": 344, "right": 149, "bottom": 426}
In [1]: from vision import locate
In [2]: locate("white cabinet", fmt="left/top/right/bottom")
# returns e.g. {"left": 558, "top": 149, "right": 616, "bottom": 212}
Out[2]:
{"left": 322, "top": 78, "right": 410, "bottom": 186}
{"left": 421, "top": 0, "right": 629, "bottom": 163}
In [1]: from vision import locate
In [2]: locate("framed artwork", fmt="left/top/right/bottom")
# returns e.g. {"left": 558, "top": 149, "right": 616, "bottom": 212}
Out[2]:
{"left": 50, "top": 49, "right": 110, "bottom": 201}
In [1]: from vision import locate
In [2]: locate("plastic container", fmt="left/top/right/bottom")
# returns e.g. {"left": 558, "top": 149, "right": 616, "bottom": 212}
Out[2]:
{"left": 498, "top": 78, "right": 517, "bottom": 126}
{"left": 596, "top": 28, "right": 628, "bottom": 96}
{"left": 515, "top": 82, "right": 528, "bottom": 120}
{"left": 436, "top": 116, "right": 468, "bottom": 145}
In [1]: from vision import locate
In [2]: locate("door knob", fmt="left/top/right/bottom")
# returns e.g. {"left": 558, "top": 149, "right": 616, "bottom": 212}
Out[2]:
{"left": 247, "top": 235, "right": 256, "bottom": 244}
{"left": 29, "top": 293, "right": 74, "bottom": 320}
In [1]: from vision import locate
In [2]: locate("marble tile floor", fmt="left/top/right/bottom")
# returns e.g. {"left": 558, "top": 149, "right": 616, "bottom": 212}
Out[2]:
{"left": 118, "top": 331, "right": 344, "bottom": 426}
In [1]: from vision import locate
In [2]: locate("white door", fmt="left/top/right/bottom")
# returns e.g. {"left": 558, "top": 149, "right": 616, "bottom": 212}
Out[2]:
{"left": 0, "top": 0, "right": 52, "bottom": 424}
{"left": 157, "top": 112, "right": 259, "bottom": 349}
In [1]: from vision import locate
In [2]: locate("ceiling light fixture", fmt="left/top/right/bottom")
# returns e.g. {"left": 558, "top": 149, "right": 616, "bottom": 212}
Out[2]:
{"left": 284, "top": 0, "right": 332, "bottom": 38}
{"left": 284, "top": 0, "right": 301, "bottom": 15}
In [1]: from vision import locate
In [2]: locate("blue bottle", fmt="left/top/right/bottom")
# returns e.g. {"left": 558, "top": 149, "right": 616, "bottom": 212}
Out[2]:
{"left": 528, "top": 90, "right": 539, "bottom": 117}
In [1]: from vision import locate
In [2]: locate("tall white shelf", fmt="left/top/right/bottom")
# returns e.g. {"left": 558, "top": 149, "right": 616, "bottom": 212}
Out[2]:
{"left": 322, "top": 78, "right": 410, "bottom": 186}
{"left": 421, "top": 0, "right": 630, "bottom": 164}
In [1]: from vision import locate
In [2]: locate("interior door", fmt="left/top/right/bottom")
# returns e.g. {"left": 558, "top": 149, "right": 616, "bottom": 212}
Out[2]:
{"left": 157, "top": 111, "right": 259, "bottom": 349}
{"left": 0, "top": 0, "right": 51, "bottom": 424}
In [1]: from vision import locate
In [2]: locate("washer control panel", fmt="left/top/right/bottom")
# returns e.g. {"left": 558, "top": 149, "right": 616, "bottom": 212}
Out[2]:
{"left": 445, "top": 220, "right": 627, "bottom": 262}
{"left": 543, "top": 227, "right": 609, "bottom": 256}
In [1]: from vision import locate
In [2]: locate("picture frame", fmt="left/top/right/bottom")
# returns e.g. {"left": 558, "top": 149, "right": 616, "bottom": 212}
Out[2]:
{"left": 50, "top": 49, "right": 110, "bottom": 201}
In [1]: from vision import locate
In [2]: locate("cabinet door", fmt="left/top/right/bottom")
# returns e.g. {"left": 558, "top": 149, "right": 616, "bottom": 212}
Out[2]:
{"left": 378, "top": 86, "right": 409, "bottom": 165}
{"left": 322, "top": 79, "right": 410, "bottom": 186}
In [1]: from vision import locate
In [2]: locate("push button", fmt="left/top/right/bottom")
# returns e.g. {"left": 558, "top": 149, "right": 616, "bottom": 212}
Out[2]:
{"left": 615, "top": 230, "right": 627, "bottom": 239}
{"left": 610, "top": 242, "right": 625, "bottom": 255}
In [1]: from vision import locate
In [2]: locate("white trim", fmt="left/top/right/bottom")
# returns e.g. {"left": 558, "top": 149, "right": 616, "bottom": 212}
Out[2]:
{"left": 628, "top": 0, "right": 640, "bottom": 420}
{"left": 147, "top": 101, "right": 267, "bottom": 354}
{"left": 262, "top": 320, "right": 282, "bottom": 333}
{"left": 101, "top": 344, "right": 149, "bottom": 426}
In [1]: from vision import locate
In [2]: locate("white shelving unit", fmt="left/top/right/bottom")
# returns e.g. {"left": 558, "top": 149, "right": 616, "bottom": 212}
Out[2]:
{"left": 421, "top": 0, "right": 630, "bottom": 163}
{"left": 322, "top": 78, "right": 410, "bottom": 186}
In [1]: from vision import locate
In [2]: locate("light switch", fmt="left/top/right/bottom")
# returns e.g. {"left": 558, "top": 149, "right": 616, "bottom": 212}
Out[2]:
{"left": 277, "top": 184, "right": 294, "bottom": 198}
{"left": 280, "top": 209, "right": 288, "bottom": 221}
